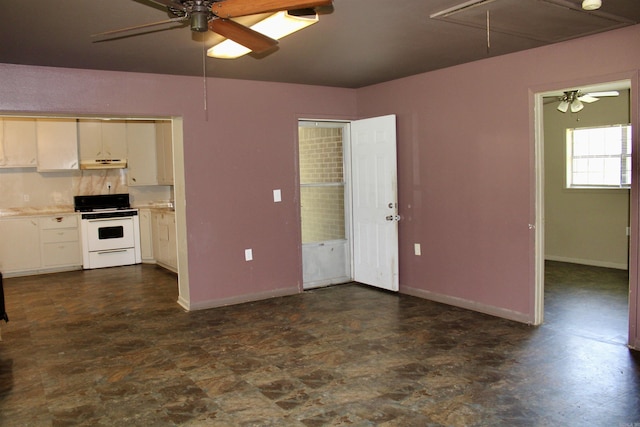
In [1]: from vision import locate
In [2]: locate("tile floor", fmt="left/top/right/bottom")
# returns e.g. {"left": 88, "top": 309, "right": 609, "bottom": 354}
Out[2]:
{"left": 0, "top": 261, "right": 638, "bottom": 426}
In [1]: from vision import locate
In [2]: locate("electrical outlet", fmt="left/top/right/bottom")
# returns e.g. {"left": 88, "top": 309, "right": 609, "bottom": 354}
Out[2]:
{"left": 414, "top": 243, "right": 421, "bottom": 256}
{"left": 245, "top": 249, "right": 253, "bottom": 261}
{"left": 273, "top": 189, "right": 281, "bottom": 203}
{"left": 23, "top": 194, "right": 29, "bottom": 202}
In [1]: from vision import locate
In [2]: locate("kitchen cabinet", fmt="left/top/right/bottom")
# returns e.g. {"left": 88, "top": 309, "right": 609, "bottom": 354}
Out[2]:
{"left": 0, "top": 117, "right": 38, "bottom": 168}
{"left": 39, "top": 214, "right": 82, "bottom": 269}
{"left": 0, "top": 214, "right": 82, "bottom": 277}
{"left": 139, "top": 209, "right": 154, "bottom": 262}
{"left": 36, "top": 118, "right": 79, "bottom": 171}
{"left": 152, "top": 210, "right": 177, "bottom": 272}
{"left": 126, "top": 121, "right": 158, "bottom": 186}
{"left": 155, "top": 121, "right": 174, "bottom": 185}
{"left": 78, "top": 119, "right": 127, "bottom": 161}
{"left": 0, "top": 217, "right": 41, "bottom": 274}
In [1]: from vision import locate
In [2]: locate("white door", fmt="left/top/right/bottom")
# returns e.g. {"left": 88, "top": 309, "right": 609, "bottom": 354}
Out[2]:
{"left": 351, "top": 115, "right": 399, "bottom": 291}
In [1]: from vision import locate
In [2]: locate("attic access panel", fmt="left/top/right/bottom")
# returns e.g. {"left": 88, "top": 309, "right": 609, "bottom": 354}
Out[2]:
{"left": 430, "top": 0, "right": 635, "bottom": 43}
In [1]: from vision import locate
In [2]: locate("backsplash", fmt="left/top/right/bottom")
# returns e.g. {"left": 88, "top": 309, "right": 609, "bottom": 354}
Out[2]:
{"left": 0, "top": 168, "right": 172, "bottom": 209}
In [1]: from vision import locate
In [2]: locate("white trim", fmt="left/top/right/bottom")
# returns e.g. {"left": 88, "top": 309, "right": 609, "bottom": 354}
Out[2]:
{"left": 533, "top": 92, "right": 545, "bottom": 326}
{"left": 545, "top": 255, "right": 628, "bottom": 270}
{"left": 401, "top": 286, "right": 533, "bottom": 324}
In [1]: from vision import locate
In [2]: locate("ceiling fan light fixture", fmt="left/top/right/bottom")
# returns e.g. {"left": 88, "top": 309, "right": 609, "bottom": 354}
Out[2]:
{"left": 570, "top": 99, "right": 584, "bottom": 113}
{"left": 582, "top": 0, "right": 602, "bottom": 10}
{"left": 208, "top": 11, "right": 319, "bottom": 59}
{"left": 191, "top": 12, "right": 210, "bottom": 32}
{"left": 557, "top": 100, "right": 570, "bottom": 113}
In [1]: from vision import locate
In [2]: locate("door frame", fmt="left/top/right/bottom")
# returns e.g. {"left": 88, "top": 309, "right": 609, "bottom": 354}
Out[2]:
{"left": 532, "top": 73, "right": 639, "bottom": 348}
{"left": 298, "top": 119, "right": 353, "bottom": 289}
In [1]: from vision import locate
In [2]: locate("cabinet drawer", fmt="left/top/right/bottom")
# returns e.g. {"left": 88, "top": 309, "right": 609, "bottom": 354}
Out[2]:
{"left": 40, "top": 214, "right": 78, "bottom": 229}
{"left": 41, "top": 228, "right": 79, "bottom": 244}
{"left": 42, "top": 241, "right": 81, "bottom": 267}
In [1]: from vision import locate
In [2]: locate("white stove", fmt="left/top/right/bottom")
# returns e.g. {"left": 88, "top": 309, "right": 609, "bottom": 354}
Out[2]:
{"left": 74, "top": 194, "right": 141, "bottom": 269}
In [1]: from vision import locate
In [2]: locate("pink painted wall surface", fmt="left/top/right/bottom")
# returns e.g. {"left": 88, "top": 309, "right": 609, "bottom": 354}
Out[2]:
{"left": 1, "top": 23, "right": 639, "bottom": 345}
{"left": 0, "top": 64, "right": 357, "bottom": 304}
{"left": 356, "top": 24, "right": 640, "bottom": 328}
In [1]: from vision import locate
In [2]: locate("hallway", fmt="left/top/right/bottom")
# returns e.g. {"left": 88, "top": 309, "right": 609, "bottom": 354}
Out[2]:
{"left": 0, "top": 262, "right": 638, "bottom": 426}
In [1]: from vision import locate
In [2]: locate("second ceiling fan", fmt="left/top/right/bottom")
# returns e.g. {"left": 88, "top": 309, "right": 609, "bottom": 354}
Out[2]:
{"left": 556, "top": 89, "right": 620, "bottom": 113}
{"left": 95, "top": 0, "right": 333, "bottom": 56}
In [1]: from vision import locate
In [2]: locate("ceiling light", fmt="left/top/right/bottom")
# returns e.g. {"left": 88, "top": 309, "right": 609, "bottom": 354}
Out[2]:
{"left": 208, "top": 11, "right": 319, "bottom": 59}
{"left": 557, "top": 100, "right": 570, "bottom": 113}
{"left": 570, "top": 99, "right": 584, "bottom": 113}
{"left": 582, "top": 0, "right": 602, "bottom": 11}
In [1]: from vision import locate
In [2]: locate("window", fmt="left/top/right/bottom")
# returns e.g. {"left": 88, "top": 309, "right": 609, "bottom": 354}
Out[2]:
{"left": 566, "top": 124, "right": 632, "bottom": 189}
{"left": 298, "top": 124, "right": 346, "bottom": 243}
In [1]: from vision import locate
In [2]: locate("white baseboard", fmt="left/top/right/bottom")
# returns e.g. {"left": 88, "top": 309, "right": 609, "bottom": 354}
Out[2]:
{"left": 545, "top": 255, "right": 628, "bottom": 270}
{"left": 184, "top": 286, "right": 300, "bottom": 311}
{"left": 401, "top": 286, "right": 533, "bottom": 324}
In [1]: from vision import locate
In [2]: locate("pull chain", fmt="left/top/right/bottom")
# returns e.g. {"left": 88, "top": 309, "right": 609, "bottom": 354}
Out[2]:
{"left": 202, "top": 33, "right": 209, "bottom": 121}
{"left": 486, "top": 10, "right": 491, "bottom": 55}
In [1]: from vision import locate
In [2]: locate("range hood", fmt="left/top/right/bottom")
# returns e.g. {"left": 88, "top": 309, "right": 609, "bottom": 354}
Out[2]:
{"left": 80, "top": 159, "right": 127, "bottom": 170}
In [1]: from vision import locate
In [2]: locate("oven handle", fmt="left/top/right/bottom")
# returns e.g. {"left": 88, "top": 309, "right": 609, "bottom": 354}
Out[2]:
{"left": 85, "top": 217, "right": 133, "bottom": 223}
{"left": 96, "top": 249, "right": 129, "bottom": 254}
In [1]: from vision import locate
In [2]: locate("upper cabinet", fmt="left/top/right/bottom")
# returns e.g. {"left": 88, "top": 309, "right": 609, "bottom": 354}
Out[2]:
{"left": 155, "top": 121, "right": 174, "bottom": 185}
{"left": 78, "top": 119, "right": 127, "bottom": 161}
{"left": 126, "top": 121, "right": 158, "bottom": 186}
{"left": 36, "top": 118, "right": 79, "bottom": 171}
{"left": 0, "top": 117, "right": 38, "bottom": 168}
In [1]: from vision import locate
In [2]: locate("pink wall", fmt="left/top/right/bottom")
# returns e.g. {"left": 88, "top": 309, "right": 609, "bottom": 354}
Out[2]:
{"left": 0, "top": 64, "right": 357, "bottom": 305}
{"left": 1, "top": 23, "right": 639, "bottom": 345}
{"left": 356, "top": 24, "right": 640, "bottom": 330}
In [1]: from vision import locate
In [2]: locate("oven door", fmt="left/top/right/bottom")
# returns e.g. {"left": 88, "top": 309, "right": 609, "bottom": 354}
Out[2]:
{"left": 84, "top": 217, "right": 136, "bottom": 252}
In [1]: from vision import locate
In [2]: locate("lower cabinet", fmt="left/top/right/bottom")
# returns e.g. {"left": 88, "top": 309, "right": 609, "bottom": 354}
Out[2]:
{"left": 0, "top": 214, "right": 81, "bottom": 277}
{"left": 139, "top": 209, "right": 154, "bottom": 263}
{"left": 151, "top": 210, "right": 177, "bottom": 273}
{"left": 39, "top": 215, "right": 82, "bottom": 269}
{"left": 0, "top": 218, "right": 41, "bottom": 274}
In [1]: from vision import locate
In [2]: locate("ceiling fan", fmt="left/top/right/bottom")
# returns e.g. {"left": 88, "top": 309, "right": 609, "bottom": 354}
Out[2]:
{"left": 93, "top": 0, "right": 333, "bottom": 55}
{"left": 555, "top": 89, "right": 620, "bottom": 113}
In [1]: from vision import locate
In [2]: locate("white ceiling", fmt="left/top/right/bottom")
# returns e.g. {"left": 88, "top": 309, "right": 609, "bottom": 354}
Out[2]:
{"left": 1, "top": 0, "right": 639, "bottom": 88}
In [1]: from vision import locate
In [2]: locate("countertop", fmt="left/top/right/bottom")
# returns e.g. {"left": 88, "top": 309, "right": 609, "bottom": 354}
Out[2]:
{"left": 0, "top": 202, "right": 175, "bottom": 218}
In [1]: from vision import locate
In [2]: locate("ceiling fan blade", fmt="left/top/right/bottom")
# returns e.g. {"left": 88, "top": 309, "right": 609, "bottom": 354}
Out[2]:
{"left": 209, "top": 19, "right": 278, "bottom": 53}
{"left": 91, "top": 17, "right": 188, "bottom": 38}
{"left": 578, "top": 95, "right": 599, "bottom": 103}
{"left": 585, "top": 91, "right": 620, "bottom": 97}
{"left": 212, "top": 0, "right": 332, "bottom": 18}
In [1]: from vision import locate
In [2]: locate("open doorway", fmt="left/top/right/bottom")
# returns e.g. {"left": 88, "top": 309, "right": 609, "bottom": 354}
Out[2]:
{"left": 298, "top": 121, "right": 352, "bottom": 289}
{"left": 535, "top": 80, "right": 632, "bottom": 344}
{"left": 298, "top": 115, "right": 400, "bottom": 292}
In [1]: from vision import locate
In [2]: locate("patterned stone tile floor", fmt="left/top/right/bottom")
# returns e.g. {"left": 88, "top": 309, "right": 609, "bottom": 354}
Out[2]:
{"left": 0, "top": 261, "right": 638, "bottom": 426}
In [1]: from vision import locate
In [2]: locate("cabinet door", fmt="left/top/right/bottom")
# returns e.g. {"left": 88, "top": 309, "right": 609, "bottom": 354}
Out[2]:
{"left": 139, "top": 209, "right": 154, "bottom": 262}
{"left": 78, "top": 119, "right": 102, "bottom": 160}
{"left": 101, "top": 121, "right": 127, "bottom": 159}
{"left": 0, "top": 218, "right": 41, "bottom": 272}
{"left": 1, "top": 118, "right": 38, "bottom": 167}
{"left": 167, "top": 213, "right": 178, "bottom": 270}
{"left": 36, "top": 118, "right": 79, "bottom": 171}
{"left": 155, "top": 121, "right": 174, "bottom": 185}
{"left": 126, "top": 121, "right": 158, "bottom": 186}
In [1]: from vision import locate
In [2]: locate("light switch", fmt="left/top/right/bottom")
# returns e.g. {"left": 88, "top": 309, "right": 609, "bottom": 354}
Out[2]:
{"left": 273, "top": 189, "right": 282, "bottom": 203}
{"left": 414, "top": 243, "right": 421, "bottom": 256}
{"left": 245, "top": 249, "right": 253, "bottom": 261}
